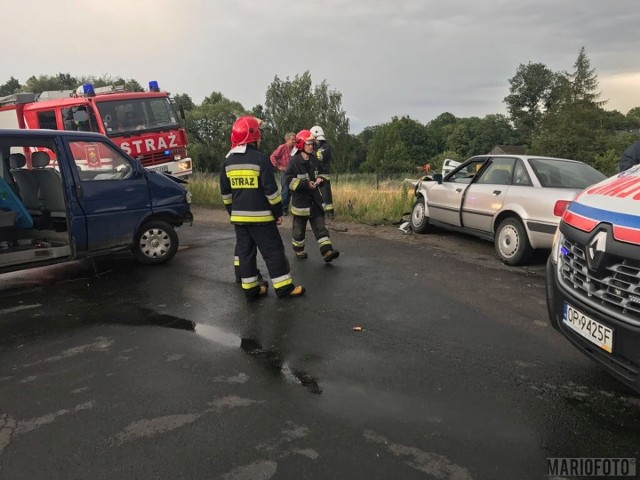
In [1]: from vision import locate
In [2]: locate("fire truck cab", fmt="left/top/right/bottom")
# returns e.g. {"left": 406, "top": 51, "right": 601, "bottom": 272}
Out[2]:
{"left": 0, "top": 82, "right": 192, "bottom": 177}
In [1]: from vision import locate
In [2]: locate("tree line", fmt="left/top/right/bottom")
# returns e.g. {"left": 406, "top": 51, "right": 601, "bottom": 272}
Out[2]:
{"left": 2, "top": 47, "right": 638, "bottom": 176}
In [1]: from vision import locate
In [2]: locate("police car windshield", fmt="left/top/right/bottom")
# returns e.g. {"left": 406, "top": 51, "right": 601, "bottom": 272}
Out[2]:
{"left": 96, "top": 97, "right": 181, "bottom": 136}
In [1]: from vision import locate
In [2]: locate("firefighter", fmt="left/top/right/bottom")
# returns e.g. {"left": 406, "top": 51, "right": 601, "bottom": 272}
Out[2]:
{"left": 310, "top": 125, "right": 335, "bottom": 219}
{"left": 220, "top": 116, "right": 305, "bottom": 300}
{"left": 284, "top": 129, "right": 340, "bottom": 263}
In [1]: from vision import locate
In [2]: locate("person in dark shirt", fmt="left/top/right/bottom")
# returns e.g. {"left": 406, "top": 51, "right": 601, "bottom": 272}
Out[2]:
{"left": 619, "top": 141, "right": 640, "bottom": 172}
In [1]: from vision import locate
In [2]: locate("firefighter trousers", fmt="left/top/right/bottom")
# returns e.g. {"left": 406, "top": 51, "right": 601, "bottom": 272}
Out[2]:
{"left": 292, "top": 204, "right": 334, "bottom": 256}
{"left": 235, "top": 223, "right": 294, "bottom": 299}
{"left": 234, "top": 245, "right": 263, "bottom": 284}
{"left": 318, "top": 177, "right": 334, "bottom": 216}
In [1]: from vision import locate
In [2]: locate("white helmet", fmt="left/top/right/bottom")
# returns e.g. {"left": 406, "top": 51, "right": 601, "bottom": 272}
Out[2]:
{"left": 310, "top": 125, "right": 325, "bottom": 141}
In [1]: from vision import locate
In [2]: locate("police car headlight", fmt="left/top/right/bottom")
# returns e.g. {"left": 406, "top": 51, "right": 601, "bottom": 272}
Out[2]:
{"left": 550, "top": 228, "right": 565, "bottom": 265}
{"left": 185, "top": 191, "right": 192, "bottom": 204}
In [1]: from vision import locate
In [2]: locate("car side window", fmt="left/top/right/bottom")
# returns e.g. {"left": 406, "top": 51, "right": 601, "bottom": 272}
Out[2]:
{"left": 512, "top": 160, "right": 532, "bottom": 186}
{"left": 475, "top": 158, "right": 515, "bottom": 185}
{"left": 447, "top": 160, "right": 485, "bottom": 184}
{"left": 68, "top": 140, "right": 133, "bottom": 181}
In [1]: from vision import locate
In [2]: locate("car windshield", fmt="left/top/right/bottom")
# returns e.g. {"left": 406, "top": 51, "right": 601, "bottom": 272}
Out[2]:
{"left": 529, "top": 158, "right": 606, "bottom": 189}
{"left": 96, "top": 97, "right": 180, "bottom": 136}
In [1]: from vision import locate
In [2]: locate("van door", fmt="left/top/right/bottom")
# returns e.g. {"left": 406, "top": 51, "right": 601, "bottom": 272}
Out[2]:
{"left": 63, "top": 138, "right": 151, "bottom": 253}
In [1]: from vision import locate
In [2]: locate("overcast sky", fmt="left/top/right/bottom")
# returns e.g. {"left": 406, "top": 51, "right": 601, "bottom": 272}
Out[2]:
{"left": 2, "top": 0, "right": 639, "bottom": 132}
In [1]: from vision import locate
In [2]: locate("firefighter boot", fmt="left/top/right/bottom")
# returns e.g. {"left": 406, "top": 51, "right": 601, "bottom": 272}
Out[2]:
{"left": 288, "top": 285, "right": 305, "bottom": 297}
{"left": 295, "top": 251, "right": 308, "bottom": 260}
{"left": 323, "top": 250, "right": 340, "bottom": 263}
{"left": 247, "top": 283, "right": 268, "bottom": 301}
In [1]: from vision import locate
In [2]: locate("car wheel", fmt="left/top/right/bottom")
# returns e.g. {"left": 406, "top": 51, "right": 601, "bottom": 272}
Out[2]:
{"left": 495, "top": 217, "right": 532, "bottom": 266}
{"left": 133, "top": 221, "right": 179, "bottom": 265}
{"left": 410, "top": 197, "right": 431, "bottom": 233}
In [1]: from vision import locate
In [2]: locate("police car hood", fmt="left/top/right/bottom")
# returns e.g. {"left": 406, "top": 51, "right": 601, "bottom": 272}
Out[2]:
{"left": 563, "top": 166, "right": 640, "bottom": 245}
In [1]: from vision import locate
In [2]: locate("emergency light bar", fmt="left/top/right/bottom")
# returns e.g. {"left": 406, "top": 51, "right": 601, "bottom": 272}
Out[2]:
{"left": 75, "top": 84, "right": 127, "bottom": 97}
{"left": 149, "top": 81, "right": 160, "bottom": 92}
{"left": 82, "top": 84, "right": 96, "bottom": 97}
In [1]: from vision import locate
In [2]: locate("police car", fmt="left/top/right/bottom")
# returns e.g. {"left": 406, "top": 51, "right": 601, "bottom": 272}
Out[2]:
{"left": 547, "top": 165, "right": 640, "bottom": 392}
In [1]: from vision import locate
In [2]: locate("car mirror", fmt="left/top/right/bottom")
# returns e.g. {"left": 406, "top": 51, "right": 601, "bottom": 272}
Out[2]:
{"left": 433, "top": 173, "right": 443, "bottom": 184}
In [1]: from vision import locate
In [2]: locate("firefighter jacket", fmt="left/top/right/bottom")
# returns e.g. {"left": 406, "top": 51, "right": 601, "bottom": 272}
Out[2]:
{"left": 284, "top": 152, "right": 324, "bottom": 217}
{"left": 314, "top": 140, "right": 332, "bottom": 176}
{"left": 220, "top": 144, "right": 283, "bottom": 224}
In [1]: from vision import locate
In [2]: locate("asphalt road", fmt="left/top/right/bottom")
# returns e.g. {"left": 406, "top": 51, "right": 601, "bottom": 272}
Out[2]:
{"left": 0, "top": 212, "right": 639, "bottom": 480}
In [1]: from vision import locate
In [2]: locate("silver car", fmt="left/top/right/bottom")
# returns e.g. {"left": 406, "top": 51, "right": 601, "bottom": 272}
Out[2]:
{"left": 410, "top": 155, "right": 606, "bottom": 265}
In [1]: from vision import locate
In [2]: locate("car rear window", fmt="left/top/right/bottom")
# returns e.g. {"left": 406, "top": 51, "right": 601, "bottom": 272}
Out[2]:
{"left": 529, "top": 158, "right": 606, "bottom": 189}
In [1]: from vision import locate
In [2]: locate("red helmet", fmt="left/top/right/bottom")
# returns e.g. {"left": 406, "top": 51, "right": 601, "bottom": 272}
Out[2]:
{"left": 295, "top": 129, "right": 314, "bottom": 150}
{"left": 230, "top": 116, "right": 262, "bottom": 147}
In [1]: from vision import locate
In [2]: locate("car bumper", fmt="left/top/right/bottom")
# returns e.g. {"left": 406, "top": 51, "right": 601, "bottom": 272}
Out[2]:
{"left": 179, "top": 207, "right": 194, "bottom": 226}
{"left": 546, "top": 257, "right": 640, "bottom": 391}
{"left": 146, "top": 157, "right": 193, "bottom": 177}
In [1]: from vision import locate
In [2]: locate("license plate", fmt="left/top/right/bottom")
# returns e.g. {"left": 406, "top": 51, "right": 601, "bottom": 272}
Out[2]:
{"left": 149, "top": 165, "right": 169, "bottom": 173}
{"left": 563, "top": 303, "right": 613, "bottom": 353}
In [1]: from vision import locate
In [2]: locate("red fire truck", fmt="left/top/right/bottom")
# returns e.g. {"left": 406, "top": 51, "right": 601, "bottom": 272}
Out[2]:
{"left": 0, "top": 82, "right": 192, "bottom": 177}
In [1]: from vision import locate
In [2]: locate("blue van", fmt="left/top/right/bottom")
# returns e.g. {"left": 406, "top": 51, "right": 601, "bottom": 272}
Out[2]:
{"left": 0, "top": 129, "right": 192, "bottom": 273}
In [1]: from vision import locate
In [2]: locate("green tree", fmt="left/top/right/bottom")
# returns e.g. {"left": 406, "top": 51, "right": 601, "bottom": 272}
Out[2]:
{"left": 350, "top": 126, "right": 380, "bottom": 172}
{"left": 504, "top": 62, "right": 564, "bottom": 143}
{"left": 263, "top": 71, "right": 350, "bottom": 169}
{"left": 626, "top": 107, "right": 640, "bottom": 128}
{"left": 446, "top": 117, "right": 480, "bottom": 157}
{"left": 78, "top": 75, "right": 144, "bottom": 92}
{"left": 0, "top": 77, "right": 21, "bottom": 97}
{"left": 172, "top": 93, "right": 196, "bottom": 112}
{"left": 446, "top": 115, "right": 518, "bottom": 157}
{"left": 185, "top": 91, "right": 245, "bottom": 172}
{"left": 568, "top": 47, "right": 602, "bottom": 105}
{"left": 530, "top": 47, "right": 613, "bottom": 169}
{"left": 425, "top": 112, "right": 458, "bottom": 154}
{"left": 428, "top": 150, "right": 464, "bottom": 173}
{"left": 23, "top": 73, "right": 79, "bottom": 93}
{"left": 363, "top": 116, "right": 431, "bottom": 172}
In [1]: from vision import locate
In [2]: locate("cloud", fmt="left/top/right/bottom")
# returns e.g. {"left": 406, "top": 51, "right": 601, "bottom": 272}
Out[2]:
{"left": 2, "top": 0, "right": 639, "bottom": 132}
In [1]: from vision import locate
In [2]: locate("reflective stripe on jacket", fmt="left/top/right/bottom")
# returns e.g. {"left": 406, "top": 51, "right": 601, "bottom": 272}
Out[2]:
{"left": 284, "top": 152, "right": 323, "bottom": 217}
{"left": 220, "top": 144, "right": 283, "bottom": 224}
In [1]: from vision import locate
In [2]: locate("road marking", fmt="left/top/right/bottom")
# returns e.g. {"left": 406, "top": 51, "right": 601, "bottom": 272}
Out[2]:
{"left": 0, "top": 304, "right": 41, "bottom": 315}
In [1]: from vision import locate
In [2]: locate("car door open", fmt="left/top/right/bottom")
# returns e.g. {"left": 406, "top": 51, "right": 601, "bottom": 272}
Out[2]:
{"left": 461, "top": 157, "right": 515, "bottom": 232}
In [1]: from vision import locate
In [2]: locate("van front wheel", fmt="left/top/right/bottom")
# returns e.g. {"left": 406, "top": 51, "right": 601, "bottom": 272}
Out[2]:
{"left": 133, "top": 221, "right": 179, "bottom": 265}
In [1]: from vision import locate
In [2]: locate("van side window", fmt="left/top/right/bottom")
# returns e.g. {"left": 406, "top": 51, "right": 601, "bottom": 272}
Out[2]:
{"left": 69, "top": 141, "right": 133, "bottom": 181}
{"left": 37, "top": 111, "right": 58, "bottom": 130}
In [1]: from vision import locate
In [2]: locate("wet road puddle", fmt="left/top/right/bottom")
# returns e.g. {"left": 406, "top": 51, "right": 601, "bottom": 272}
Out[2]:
{"left": 241, "top": 338, "right": 322, "bottom": 394}
{"left": 0, "top": 303, "right": 322, "bottom": 395}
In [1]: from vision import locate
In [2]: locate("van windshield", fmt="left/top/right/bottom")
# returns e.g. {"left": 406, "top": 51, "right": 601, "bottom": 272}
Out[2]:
{"left": 96, "top": 97, "right": 181, "bottom": 136}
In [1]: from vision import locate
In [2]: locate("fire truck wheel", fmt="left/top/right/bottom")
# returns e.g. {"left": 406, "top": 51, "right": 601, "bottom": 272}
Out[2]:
{"left": 133, "top": 221, "right": 179, "bottom": 265}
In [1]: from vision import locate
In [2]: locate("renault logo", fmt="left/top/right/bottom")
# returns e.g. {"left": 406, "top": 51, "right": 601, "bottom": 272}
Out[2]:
{"left": 586, "top": 230, "right": 607, "bottom": 272}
